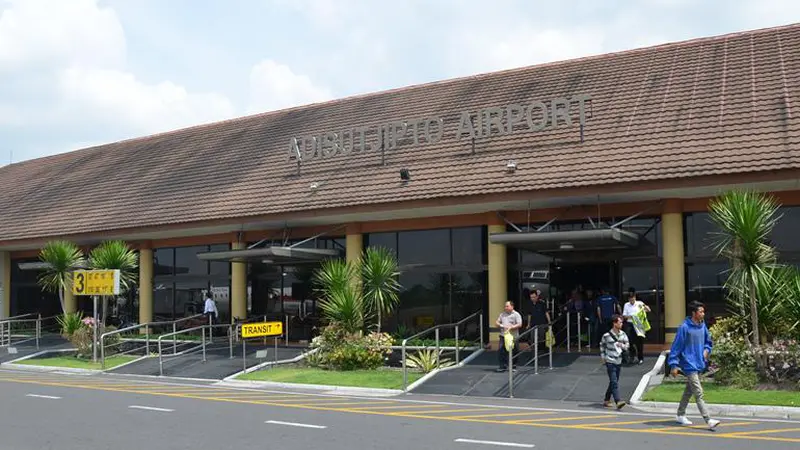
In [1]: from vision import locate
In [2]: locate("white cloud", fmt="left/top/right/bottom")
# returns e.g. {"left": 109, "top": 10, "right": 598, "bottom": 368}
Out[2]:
{"left": 0, "top": 0, "right": 126, "bottom": 71}
{"left": 57, "top": 66, "right": 237, "bottom": 134}
{"left": 247, "top": 59, "right": 333, "bottom": 114}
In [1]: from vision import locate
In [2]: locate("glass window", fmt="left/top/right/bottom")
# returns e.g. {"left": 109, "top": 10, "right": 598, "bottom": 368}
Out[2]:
{"left": 449, "top": 271, "right": 486, "bottom": 323}
{"left": 686, "top": 262, "right": 729, "bottom": 320}
{"left": 771, "top": 207, "right": 800, "bottom": 253}
{"left": 398, "top": 229, "right": 451, "bottom": 266}
{"left": 153, "top": 282, "right": 174, "bottom": 320}
{"left": 397, "top": 270, "right": 449, "bottom": 331}
{"left": 174, "top": 280, "right": 207, "bottom": 317}
{"left": 175, "top": 246, "right": 209, "bottom": 276}
{"left": 209, "top": 244, "right": 230, "bottom": 276}
{"left": 366, "top": 232, "right": 397, "bottom": 255}
{"left": 154, "top": 248, "right": 174, "bottom": 276}
{"left": 451, "top": 227, "right": 485, "bottom": 267}
{"left": 685, "top": 213, "right": 720, "bottom": 258}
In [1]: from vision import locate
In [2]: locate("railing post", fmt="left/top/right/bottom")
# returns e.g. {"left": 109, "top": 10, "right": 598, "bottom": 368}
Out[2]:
{"left": 402, "top": 342, "right": 408, "bottom": 393}
{"left": 534, "top": 327, "right": 539, "bottom": 375}
{"left": 36, "top": 314, "right": 41, "bottom": 350}
{"left": 285, "top": 314, "right": 289, "bottom": 346}
{"left": 479, "top": 313, "right": 484, "bottom": 348}
{"left": 210, "top": 314, "right": 214, "bottom": 343}
{"left": 508, "top": 338, "right": 514, "bottom": 398}
{"left": 229, "top": 325, "right": 234, "bottom": 359}
{"left": 145, "top": 324, "right": 150, "bottom": 356}
{"left": 242, "top": 338, "right": 247, "bottom": 372}
{"left": 100, "top": 333, "right": 106, "bottom": 370}
{"left": 548, "top": 324, "right": 553, "bottom": 370}
{"left": 274, "top": 336, "right": 278, "bottom": 364}
{"left": 567, "top": 313, "right": 571, "bottom": 353}
{"left": 577, "top": 312, "right": 582, "bottom": 353}
{"left": 435, "top": 328, "right": 440, "bottom": 369}
{"left": 202, "top": 328, "right": 207, "bottom": 362}
{"left": 158, "top": 339, "right": 163, "bottom": 376}
{"left": 263, "top": 315, "right": 267, "bottom": 346}
{"left": 454, "top": 324, "right": 460, "bottom": 365}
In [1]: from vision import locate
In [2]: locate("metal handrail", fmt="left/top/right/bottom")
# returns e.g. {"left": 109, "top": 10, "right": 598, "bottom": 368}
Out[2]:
{"left": 100, "top": 313, "right": 206, "bottom": 369}
{"left": 507, "top": 322, "right": 553, "bottom": 398}
{"left": 156, "top": 323, "right": 235, "bottom": 376}
{"left": 0, "top": 314, "right": 43, "bottom": 349}
{"left": 401, "top": 311, "right": 483, "bottom": 392}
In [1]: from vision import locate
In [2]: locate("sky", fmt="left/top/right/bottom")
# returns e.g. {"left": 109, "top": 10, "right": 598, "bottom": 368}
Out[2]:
{"left": 1, "top": 0, "right": 798, "bottom": 165}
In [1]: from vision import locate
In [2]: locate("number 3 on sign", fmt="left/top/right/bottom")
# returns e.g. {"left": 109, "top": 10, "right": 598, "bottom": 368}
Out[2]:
{"left": 74, "top": 272, "right": 86, "bottom": 294}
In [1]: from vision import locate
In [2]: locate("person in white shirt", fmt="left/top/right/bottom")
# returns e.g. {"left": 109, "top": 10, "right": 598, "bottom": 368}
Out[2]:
{"left": 622, "top": 287, "right": 651, "bottom": 364}
{"left": 203, "top": 292, "right": 218, "bottom": 325}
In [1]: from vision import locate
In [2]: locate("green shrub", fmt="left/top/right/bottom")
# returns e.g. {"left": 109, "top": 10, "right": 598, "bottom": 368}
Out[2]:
{"left": 709, "top": 318, "right": 757, "bottom": 387}
{"left": 57, "top": 312, "right": 84, "bottom": 337}
{"left": 307, "top": 324, "right": 393, "bottom": 371}
{"left": 406, "top": 348, "right": 455, "bottom": 373}
{"left": 71, "top": 327, "right": 94, "bottom": 358}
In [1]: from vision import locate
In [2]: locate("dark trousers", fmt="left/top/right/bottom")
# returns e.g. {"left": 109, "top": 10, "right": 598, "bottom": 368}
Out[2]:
{"left": 624, "top": 323, "right": 645, "bottom": 362}
{"left": 605, "top": 363, "right": 622, "bottom": 403}
{"left": 498, "top": 336, "right": 519, "bottom": 369}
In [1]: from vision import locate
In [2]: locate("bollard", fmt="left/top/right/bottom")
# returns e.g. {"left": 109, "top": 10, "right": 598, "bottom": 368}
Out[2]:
{"left": 229, "top": 325, "right": 234, "bottom": 359}
{"left": 534, "top": 327, "right": 539, "bottom": 375}
{"left": 202, "top": 328, "right": 207, "bottom": 362}
{"left": 242, "top": 339, "right": 247, "bottom": 372}
{"left": 402, "top": 344, "right": 408, "bottom": 392}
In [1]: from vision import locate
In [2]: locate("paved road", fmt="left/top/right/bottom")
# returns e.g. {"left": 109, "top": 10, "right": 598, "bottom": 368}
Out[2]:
{"left": 0, "top": 369, "right": 798, "bottom": 450}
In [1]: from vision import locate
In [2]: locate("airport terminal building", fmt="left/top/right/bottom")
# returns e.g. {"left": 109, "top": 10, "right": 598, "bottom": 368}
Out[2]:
{"left": 1, "top": 23, "right": 799, "bottom": 345}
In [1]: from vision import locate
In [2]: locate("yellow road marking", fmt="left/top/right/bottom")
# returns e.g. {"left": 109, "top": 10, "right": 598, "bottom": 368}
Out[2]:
{"left": 725, "top": 427, "right": 800, "bottom": 436}
{"left": 347, "top": 404, "right": 452, "bottom": 411}
{"left": 647, "top": 421, "right": 754, "bottom": 432}
{"left": 510, "top": 414, "right": 613, "bottom": 424}
{"left": 1, "top": 376, "right": 799, "bottom": 444}
{"left": 581, "top": 419, "right": 673, "bottom": 427}
{"left": 289, "top": 401, "right": 402, "bottom": 408}
{"left": 449, "top": 411, "right": 554, "bottom": 419}
{"left": 404, "top": 408, "right": 495, "bottom": 415}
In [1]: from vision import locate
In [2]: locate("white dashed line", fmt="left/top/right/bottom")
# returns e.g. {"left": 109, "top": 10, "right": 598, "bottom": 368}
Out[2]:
{"left": 265, "top": 420, "right": 327, "bottom": 429}
{"left": 128, "top": 405, "right": 174, "bottom": 412}
{"left": 454, "top": 438, "right": 534, "bottom": 448}
{"left": 26, "top": 394, "right": 61, "bottom": 400}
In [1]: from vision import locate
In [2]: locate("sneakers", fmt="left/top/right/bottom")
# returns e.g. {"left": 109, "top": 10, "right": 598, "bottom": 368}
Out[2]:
{"left": 603, "top": 401, "right": 613, "bottom": 408}
{"left": 676, "top": 415, "right": 693, "bottom": 425}
{"left": 616, "top": 401, "right": 627, "bottom": 410}
{"left": 706, "top": 419, "right": 720, "bottom": 430}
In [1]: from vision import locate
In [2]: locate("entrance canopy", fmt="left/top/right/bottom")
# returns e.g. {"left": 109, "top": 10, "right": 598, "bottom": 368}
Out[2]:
{"left": 196, "top": 246, "right": 340, "bottom": 264}
{"left": 489, "top": 228, "right": 654, "bottom": 261}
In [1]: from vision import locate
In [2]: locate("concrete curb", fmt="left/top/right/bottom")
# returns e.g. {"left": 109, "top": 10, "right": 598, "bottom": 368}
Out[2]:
{"left": 630, "top": 350, "right": 800, "bottom": 420}
{"left": 215, "top": 379, "right": 402, "bottom": 397}
{"left": 221, "top": 348, "right": 317, "bottom": 382}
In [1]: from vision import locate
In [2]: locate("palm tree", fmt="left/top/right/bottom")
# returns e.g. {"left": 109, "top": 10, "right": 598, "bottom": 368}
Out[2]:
{"left": 313, "top": 246, "right": 402, "bottom": 334}
{"left": 313, "top": 258, "right": 364, "bottom": 334}
{"left": 37, "top": 240, "right": 86, "bottom": 314}
{"left": 361, "top": 246, "right": 401, "bottom": 332}
{"left": 88, "top": 240, "right": 138, "bottom": 326}
{"left": 708, "top": 190, "right": 781, "bottom": 347}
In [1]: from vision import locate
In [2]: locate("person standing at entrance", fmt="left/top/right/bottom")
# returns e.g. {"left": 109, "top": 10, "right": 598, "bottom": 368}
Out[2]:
{"left": 527, "top": 290, "right": 551, "bottom": 351}
{"left": 496, "top": 301, "right": 522, "bottom": 372}
{"left": 596, "top": 288, "right": 620, "bottom": 335}
{"left": 600, "top": 314, "right": 628, "bottom": 409}
{"left": 622, "top": 287, "right": 651, "bottom": 364}
{"left": 203, "top": 292, "right": 218, "bottom": 325}
{"left": 669, "top": 301, "right": 720, "bottom": 429}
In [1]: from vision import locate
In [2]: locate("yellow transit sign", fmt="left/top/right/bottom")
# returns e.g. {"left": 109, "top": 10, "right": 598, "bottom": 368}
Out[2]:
{"left": 72, "top": 270, "right": 121, "bottom": 296}
{"left": 241, "top": 321, "right": 283, "bottom": 338}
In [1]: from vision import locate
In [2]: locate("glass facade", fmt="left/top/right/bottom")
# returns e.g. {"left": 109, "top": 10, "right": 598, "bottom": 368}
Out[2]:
{"left": 8, "top": 258, "right": 61, "bottom": 318}
{"left": 365, "top": 226, "right": 486, "bottom": 334}
{"left": 153, "top": 244, "right": 230, "bottom": 322}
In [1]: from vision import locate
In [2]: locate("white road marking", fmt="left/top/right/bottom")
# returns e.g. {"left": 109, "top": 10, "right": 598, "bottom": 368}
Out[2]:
{"left": 26, "top": 394, "right": 61, "bottom": 399}
{"left": 265, "top": 420, "right": 327, "bottom": 429}
{"left": 128, "top": 405, "right": 174, "bottom": 412}
{"left": 455, "top": 438, "right": 534, "bottom": 448}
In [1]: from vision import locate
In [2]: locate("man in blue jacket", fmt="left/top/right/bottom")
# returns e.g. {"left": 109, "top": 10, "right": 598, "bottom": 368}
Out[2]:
{"left": 668, "top": 301, "right": 720, "bottom": 429}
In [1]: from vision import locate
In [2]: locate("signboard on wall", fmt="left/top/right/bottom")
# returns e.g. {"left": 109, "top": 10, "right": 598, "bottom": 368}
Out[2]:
{"left": 72, "top": 270, "right": 121, "bottom": 296}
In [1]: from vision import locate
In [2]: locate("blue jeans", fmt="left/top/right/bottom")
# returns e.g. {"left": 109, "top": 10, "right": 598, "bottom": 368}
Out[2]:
{"left": 605, "top": 363, "right": 621, "bottom": 403}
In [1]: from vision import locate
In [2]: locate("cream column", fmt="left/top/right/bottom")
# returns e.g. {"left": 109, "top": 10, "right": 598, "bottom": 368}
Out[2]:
{"left": 231, "top": 240, "right": 248, "bottom": 323}
{"left": 1, "top": 251, "right": 10, "bottom": 319}
{"left": 138, "top": 247, "right": 153, "bottom": 326}
{"left": 487, "top": 218, "right": 508, "bottom": 349}
{"left": 662, "top": 199, "right": 687, "bottom": 344}
{"left": 346, "top": 224, "right": 363, "bottom": 263}
{"left": 64, "top": 287, "right": 77, "bottom": 314}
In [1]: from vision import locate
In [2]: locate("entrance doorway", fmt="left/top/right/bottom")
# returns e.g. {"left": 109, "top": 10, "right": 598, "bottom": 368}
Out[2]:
{"left": 549, "top": 262, "right": 619, "bottom": 308}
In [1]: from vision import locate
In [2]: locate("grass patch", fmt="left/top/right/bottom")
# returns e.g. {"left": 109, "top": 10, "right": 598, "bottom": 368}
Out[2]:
{"left": 17, "top": 355, "right": 137, "bottom": 370}
{"left": 643, "top": 382, "right": 800, "bottom": 407}
{"left": 238, "top": 366, "right": 424, "bottom": 389}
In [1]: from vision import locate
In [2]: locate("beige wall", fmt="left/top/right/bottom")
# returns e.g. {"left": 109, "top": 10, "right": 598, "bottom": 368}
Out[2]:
{"left": 231, "top": 240, "right": 247, "bottom": 322}
{"left": 0, "top": 251, "right": 9, "bottom": 319}
{"left": 662, "top": 207, "right": 687, "bottom": 344}
{"left": 138, "top": 248, "right": 154, "bottom": 325}
{"left": 487, "top": 223, "right": 507, "bottom": 347}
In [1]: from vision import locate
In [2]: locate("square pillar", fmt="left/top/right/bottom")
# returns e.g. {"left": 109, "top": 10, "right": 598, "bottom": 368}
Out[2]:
{"left": 231, "top": 240, "right": 248, "bottom": 323}
{"left": 0, "top": 251, "right": 9, "bottom": 319}
{"left": 346, "top": 224, "right": 363, "bottom": 263}
{"left": 64, "top": 288, "right": 77, "bottom": 314}
{"left": 662, "top": 200, "right": 686, "bottom": 344}
{"left": 138, "top": 247, "right": 154, "bottom": 325}
{"left": 487, "top": 222, "right": 507, "bottom": 347}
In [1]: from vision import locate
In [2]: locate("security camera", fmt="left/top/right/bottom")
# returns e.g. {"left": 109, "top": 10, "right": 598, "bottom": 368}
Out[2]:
{"left": 506, "top": 160, "right": 517, "bottom": 172}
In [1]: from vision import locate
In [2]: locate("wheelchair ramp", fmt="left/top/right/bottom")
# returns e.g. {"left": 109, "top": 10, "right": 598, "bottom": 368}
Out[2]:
{"left": 107, "top": 343, "right": 307, "bottom": 379}
{"left": 1, "top": 335, "right": 72, "bottom": 364}
{"left": 411, "top": 352, "right": 656, "bottom": 402}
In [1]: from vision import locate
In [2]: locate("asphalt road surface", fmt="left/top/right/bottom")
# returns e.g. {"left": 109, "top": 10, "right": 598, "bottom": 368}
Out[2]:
{"left": 0, "top": 369, "right": 798, "bottom": 450}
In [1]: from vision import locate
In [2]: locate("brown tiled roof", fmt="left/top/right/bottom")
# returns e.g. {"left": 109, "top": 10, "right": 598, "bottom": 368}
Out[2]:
{"left": 2, "top": 23, "right": 800, "bottom": 243}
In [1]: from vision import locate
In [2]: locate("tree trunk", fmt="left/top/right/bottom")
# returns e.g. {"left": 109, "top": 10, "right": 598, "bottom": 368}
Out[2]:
{"left": 377, "top": 308, "right": 381, "bottom": 333}
{"left": 101, "top": 296, "right": 108, "bottom": 327}
{"left": 749, "top": 283, "right": 760, "bottom": 347}
{"left": 58, "top": 288, "right": 66, "bottom": 315}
